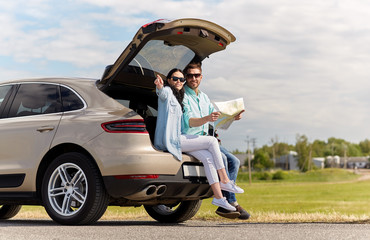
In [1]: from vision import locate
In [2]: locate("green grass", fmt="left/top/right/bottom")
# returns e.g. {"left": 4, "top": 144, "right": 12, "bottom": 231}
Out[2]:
{"left": 16, "top": 169, "right": 370, "bottom": 222}
{"left": 201, "top": 179, "right": 370, "bottom": 216}
{"left": 198, "top": 169, "right": 370, "bottom": 221}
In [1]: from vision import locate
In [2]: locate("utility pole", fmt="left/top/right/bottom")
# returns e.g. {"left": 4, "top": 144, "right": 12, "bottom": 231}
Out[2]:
{"left": 308, "top": 145, "right": 312, "bottom": 171}
{"left": 343, "top": 144, "right": 347, "bottom": 169}
{"left": 270, "top": 137, "right": 277, "bottom": 165}
{"left": 245, "top": 136, "right": 256, "bottom": 185}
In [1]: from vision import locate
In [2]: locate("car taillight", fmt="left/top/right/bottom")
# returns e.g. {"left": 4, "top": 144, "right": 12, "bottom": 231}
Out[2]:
{"left": 114, "top": 174, "right": 159, "bottom": 180}
{"left": 101, "top": 119, "right": 148, "bottom": 133}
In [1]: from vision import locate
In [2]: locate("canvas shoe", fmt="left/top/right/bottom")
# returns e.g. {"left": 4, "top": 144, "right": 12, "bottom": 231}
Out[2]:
{"left": 215, "top": 207, "right": 241, "bottom": 219}
{"left": 212, "top": 197, "right": 236, "bottom": 211}
{"left": 220, "top": 180, "right": 244, "bottom": 194}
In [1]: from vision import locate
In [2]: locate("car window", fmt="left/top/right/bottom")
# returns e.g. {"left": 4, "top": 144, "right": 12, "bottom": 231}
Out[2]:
{"left": 0, "top": 85, "right": 12, "bottom": 108}
{"left": 116, "top": 99, "right": 130, "bottom": 108}
{"left": 8, "top": 83, "right": 61, "bottom": 118}
{"left": 129, "top": 40, "right": 195, "bottom": 77}
{"left": 0, "top": 85, "right": 13, "bottom": 117}
{"left": 61, "top": 86, "right": 84, "bottom": 111}
{"left": 147, "top": 105, "right": 157, "bottom": 117}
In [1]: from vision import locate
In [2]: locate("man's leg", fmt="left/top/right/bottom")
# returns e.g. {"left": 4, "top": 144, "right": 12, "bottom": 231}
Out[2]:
{"left": 219, "top": 145, "right": 250, "bottom": 220}
{"left": 220, "top": 146, "right": 239, "bottom": 203}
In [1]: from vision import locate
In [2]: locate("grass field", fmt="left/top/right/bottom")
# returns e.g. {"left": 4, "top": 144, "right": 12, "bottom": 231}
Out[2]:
{"left": 15, "top": 169, "right": 370, "bottom": 223}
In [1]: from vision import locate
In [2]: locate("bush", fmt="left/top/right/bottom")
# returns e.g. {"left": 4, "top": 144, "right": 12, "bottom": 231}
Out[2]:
{"left": 272, "top": 170, "right": 286, "bottom": 180}
{"left": 253, "top": 163, "right": 265, "bottom": 172}
{"left": 260, "top": 172, "right": 272, "bottom": 180}
{"left": 253, "top": 171, "right": 272, "bottom": 180}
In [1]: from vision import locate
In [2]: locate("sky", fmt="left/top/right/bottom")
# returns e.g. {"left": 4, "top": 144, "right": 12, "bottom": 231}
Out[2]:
{"left": 1, "top": 0, "right": 370, "bottom": 151}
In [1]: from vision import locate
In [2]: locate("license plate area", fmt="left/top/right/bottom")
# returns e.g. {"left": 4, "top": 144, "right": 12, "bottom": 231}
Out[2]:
{"left": 182, "top": 164, "right": 207, "bottom": 179}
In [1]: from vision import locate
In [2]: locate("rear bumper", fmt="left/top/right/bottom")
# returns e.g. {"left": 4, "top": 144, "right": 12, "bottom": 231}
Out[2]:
{"left": 103, "top": 163, "right": 212, "bottom": 201}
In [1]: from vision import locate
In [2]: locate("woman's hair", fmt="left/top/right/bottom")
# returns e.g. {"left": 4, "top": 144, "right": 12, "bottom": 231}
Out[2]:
{"left": 165, "top": 68, "right": 185, "bottom": 111}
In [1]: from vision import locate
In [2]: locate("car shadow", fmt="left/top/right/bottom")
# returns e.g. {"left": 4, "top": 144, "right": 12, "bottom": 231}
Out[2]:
{"left": 1, "top": 219, "right": 368, "bottom": 227}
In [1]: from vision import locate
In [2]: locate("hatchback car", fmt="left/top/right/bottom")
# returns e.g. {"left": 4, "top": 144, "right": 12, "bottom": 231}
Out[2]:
{"left": 0, "top": 18, "right": 235, "bottom": 225}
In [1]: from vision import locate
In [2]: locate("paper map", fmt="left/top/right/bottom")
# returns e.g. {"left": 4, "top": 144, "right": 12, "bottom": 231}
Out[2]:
{"left": 212, "top": 98, "right": 245, "bottom": 130}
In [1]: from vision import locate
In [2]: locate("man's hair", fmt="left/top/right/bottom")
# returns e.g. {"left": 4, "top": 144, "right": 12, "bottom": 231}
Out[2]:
{"left": 184, "top": 61, "right": 202, "bottom": 74}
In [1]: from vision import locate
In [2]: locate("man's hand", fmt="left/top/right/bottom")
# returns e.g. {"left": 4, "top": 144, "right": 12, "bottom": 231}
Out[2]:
{"left": 189, "top": 112, "right": 221, "bottom": 128}
{"left": 207, "top": 112, "right": 221, "bottom": 122}
{"left": 234, "top": 110, "right": 245, "bottom": 121}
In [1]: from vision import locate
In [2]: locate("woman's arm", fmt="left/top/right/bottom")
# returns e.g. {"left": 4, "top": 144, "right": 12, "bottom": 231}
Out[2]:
{"left": 154, "top": 75, "right": 164, "bottom": 90}
{"left": 154, "top": 75, "right": 170, "bottom": 100}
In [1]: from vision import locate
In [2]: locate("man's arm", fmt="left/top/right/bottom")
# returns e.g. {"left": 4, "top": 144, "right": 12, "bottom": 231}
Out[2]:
{"left": 189, "top": 112, "right": 221, "bottom": 128}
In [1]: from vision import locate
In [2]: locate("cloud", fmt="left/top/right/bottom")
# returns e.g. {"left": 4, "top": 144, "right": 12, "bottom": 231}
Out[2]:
{"left": 1, "top": 0, "right": 370, "bottom": 150}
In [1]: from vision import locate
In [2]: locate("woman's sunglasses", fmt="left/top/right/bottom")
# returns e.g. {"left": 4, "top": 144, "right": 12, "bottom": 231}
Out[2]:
{"left": 171, "top": 76, "right": 186, "bottom": 83}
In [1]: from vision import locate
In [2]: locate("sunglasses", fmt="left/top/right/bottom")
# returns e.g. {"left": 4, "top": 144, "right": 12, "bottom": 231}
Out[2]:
{"left": 171, "top": 76, "right": 186, "bottom": 83}
{"left": 186, "top": 73, "right": 201, "bottom": 79}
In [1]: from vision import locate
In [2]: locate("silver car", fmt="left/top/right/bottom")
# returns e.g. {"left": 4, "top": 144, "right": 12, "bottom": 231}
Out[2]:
{"left": 0, "top": 18, "right": 235, "bottom": 225}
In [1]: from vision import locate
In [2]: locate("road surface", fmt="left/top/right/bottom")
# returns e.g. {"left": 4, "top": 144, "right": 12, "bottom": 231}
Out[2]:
{"left": 1, "top": 219, "right": 370, "bottom": 240}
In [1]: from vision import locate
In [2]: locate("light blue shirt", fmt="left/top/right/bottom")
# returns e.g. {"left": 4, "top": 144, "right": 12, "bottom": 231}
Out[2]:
{"left": 154, "top": 86, "right": 183, "bottom": 161}
{"left": 182, "top": 85, "right": 215, "bottom": 136}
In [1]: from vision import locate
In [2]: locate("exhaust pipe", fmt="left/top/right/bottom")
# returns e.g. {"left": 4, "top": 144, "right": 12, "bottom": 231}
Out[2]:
{"left": 125, "top": 185, "right": 167, "bottom": 200}
{"left": 155, "top": 185, "right": 167, "bottom": 197}
{"left": 125, "top": 185, "right": 157, "bottom": 200}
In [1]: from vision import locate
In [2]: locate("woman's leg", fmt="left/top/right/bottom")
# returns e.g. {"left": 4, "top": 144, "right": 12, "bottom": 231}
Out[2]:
{"left": 184, "top": 148, "right": 236, "bottom": 211}
{"left": 180, "top": 135, "right": 229, "bottom": 178}
{"left": 181, "top": 135, "right": 244, "bottom": 194}
{"left": 185, "top": 149, "right": 220, "bottom": 186}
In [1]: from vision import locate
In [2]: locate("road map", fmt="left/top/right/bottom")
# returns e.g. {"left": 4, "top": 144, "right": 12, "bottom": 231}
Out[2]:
{"left": 213, "top": 98, "right": 245, "bottom": 130}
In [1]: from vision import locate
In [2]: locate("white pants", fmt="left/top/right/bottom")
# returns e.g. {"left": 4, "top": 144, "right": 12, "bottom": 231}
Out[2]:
{"left": 180, "top": 135, "right": 225, "bottom": 185}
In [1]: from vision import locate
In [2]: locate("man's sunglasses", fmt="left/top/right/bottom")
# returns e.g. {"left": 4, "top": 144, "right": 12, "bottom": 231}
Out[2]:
{"left": 186, "top": 73, "right": 201, "bottom": 79}
{"left": 171, "top": 76, "right": 186, "bottom": 83}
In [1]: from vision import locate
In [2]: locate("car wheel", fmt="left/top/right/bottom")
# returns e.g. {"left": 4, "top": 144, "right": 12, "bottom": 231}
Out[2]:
{"left": 41, "top": 152, "right": 109, "bottom": 225}
{"left": 0, "top": 205, "right": 22, "bottom": 219}
{"left": 144, "top": 200, "right": 202, "bottom": 223}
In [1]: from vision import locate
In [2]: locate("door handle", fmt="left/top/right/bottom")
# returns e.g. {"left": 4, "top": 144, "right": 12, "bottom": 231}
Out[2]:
{"left": 37, "top": 126, "right": 55, "bottom": 133}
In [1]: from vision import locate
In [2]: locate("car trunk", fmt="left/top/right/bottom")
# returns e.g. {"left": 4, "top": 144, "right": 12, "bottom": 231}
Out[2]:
{"left": 98, "top": 18, "right": 235, "bottom": 142}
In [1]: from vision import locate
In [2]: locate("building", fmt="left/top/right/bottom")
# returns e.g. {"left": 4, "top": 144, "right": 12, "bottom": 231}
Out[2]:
{"left": 312, "top": 157, "right": 325, "bottom": 169}
{"left": 275, "top": 151, "right": 299, "bottom": 170}
{"left": 341, "top": 156, "right": 369, "bottom": 169}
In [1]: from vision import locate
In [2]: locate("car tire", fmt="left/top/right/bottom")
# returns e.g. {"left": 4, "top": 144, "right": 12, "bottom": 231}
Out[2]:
{"left": 41, "top": 152, "right": 109, "bottom": 225}
{"left": 0, "top": 205, "right": 22, "bottom": 219}
{"left": 144, "top": 200, "right": 202, "bottom": 223}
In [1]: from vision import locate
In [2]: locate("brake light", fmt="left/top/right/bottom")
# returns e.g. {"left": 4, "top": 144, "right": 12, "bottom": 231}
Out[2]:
{"left": 218, "top": 42, "right": 224, "bottom": 47}
{"left": 102, "top": 119, "right": 148, "bottom": 133}
{"left": 177, "top": 31, "right": 183, "bottom": 34}
{"left": 114, "top": 174, "right": 159, "bottom": 179}
{"left": 142, "top": 19, "right": 170, "bottom": 28}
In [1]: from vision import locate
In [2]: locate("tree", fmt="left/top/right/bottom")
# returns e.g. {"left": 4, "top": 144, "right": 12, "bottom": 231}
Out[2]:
{"left": 250, "top": 149, "right": 274, "bottom": 171}
{"left": 359, "top": 139, "right": 370, "bottom": 155}
{"left": 311, "top": 140, "right": 326, "bottom": 157}
{"left": 295, "top": 134, "right": 311, "bottom": 172}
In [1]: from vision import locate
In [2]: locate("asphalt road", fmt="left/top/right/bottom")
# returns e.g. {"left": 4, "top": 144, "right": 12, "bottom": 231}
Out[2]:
{"left": 1, "top": 220, "right": 370, "bottom": 240}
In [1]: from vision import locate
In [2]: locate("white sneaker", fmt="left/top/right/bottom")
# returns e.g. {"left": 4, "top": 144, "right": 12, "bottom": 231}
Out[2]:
{"left": 220, "top": 181, "right": 244, "bottom": 194}
{"left": 212, "top": 197, "right": 236, "bottom": 211}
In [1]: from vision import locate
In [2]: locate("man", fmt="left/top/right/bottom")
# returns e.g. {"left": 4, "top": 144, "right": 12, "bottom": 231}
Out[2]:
{"left": 181, "top": 62, "right": 250, "bottom": 220}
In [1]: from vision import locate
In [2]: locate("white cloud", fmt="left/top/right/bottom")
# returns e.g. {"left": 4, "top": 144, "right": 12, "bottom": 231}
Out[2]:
{"left": 1, "top": 0, "right": 370, "bottom": 150}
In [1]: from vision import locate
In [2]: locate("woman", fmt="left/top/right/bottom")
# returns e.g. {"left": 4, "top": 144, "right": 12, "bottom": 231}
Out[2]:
{"left": 154, "top": 68, "right": 243, "bottom": 212}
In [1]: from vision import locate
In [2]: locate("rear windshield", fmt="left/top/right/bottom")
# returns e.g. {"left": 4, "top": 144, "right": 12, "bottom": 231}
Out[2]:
{"left": 129, "top": 40, "right": 195, "bottom": 77}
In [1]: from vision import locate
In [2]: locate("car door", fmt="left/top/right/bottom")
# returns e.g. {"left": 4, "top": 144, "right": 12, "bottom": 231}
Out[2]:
{"left": 0, "top": 82, "right": 63, "bottom": 192}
